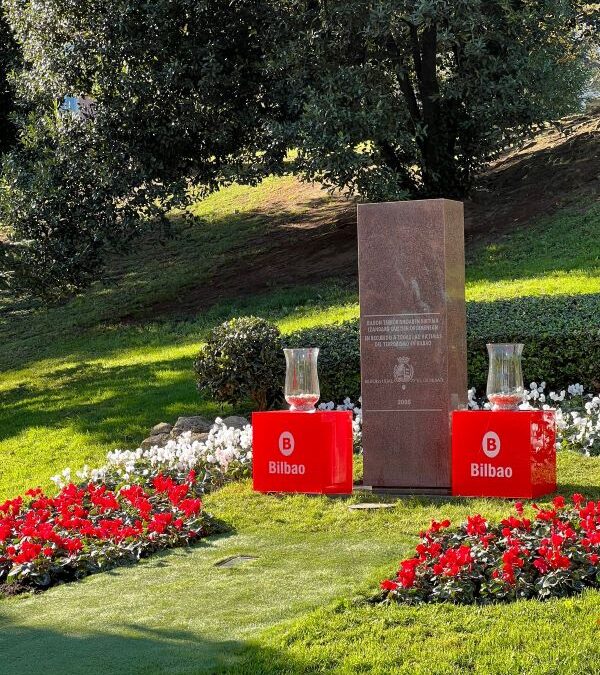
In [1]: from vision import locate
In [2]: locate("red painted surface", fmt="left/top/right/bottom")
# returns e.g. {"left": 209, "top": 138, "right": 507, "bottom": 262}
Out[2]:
{"left": 252, "top": 411, "right": 353, "bottom": 495}
{"left": 452, "top": 410, "right": 556, "bottom": 498}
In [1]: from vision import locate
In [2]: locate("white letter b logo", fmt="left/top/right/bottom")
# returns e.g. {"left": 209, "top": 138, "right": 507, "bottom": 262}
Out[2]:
{"left": 482, "top": 431, "right": 500, "bottom": 458}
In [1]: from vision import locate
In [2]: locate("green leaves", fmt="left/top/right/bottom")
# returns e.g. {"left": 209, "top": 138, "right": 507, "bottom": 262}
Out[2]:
{"left": 1, "top": 0, "right": 279, "bottom": 297}
{"left": 271, "top": 0, "right": 597, "bottom": 200}
{"left": 194, "top": 317, "right": 285, "bottom": 410}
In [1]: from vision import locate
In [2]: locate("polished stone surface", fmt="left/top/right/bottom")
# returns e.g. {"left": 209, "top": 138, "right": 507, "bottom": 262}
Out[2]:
{"left": 357, "top": 199, "right": 467, "bottom": 491}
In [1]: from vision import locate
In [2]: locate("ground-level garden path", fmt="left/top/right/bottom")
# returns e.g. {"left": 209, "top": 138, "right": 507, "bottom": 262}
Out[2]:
{"left": 1, "top": 453, "right": 599, "bottom": 675}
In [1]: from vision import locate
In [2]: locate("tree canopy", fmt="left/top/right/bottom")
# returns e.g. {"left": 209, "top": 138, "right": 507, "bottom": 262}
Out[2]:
{"left": 272, "top": 0, "right": 599, "bottom": 201}
{"left": 1, "top": 0, "right": 279, "bottom": 296}
{"left": 1, "top": 0, "right": 598, "bottom": 297}
{"left": 0, "top": 9, "right": 18, "bottom": 157}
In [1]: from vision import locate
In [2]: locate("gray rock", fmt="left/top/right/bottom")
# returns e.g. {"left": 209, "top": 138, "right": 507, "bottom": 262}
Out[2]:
{"left": 140, "top": 433, "right": 170, "bottom": 450}
{"left": 170, "top": 415, "right": 213, "bottom": 437}
{"left": 220, "top": 415, "right": 249, "bottom": 430}
{"left": 151, "top": 422, "right": 173, "bottom": 435}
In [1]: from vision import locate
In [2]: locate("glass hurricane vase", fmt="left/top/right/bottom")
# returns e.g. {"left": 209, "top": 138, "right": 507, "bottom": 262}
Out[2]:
{"left": 486, "top": 343, "right": 525, "bottom": 411}
{"left": 284, "top": 348, "right": 320, "bottom": 412}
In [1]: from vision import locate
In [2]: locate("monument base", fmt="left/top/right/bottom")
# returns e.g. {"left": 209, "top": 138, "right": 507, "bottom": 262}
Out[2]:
{"left": 356, "top": 484, "right": 451, "bottom": 497}
{"left": 452, "top": 410, "right": 556, "bottom": 498}
{"left": 252, "top": 410, "right": 353, "bottom": 495}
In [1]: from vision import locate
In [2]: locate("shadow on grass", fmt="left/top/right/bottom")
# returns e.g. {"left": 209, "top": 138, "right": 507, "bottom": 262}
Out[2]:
{"left": 0, "top": 357, "right": 224, "bottom": 447}
{"left": 0, "top": 185, "right": 356, "bottom": 373}
{"left": 0, "top": 617, "right": 309, "bottom": 675}
{"left": 0, "top": 279, "right": 358, "bottom": 375}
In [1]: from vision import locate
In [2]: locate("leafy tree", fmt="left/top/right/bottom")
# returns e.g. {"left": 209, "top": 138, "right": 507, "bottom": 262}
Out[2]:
{"left": 2, "top": 0, "right": 598, "bottom": 298}
{"left": 0, "top": 10, "right": 18, "bottom": 156}
{"left": 271, "top": 0, "right": 599, "bottom": 200}
{"left": 1, "top": 0, "right": 280, "bottom": 297}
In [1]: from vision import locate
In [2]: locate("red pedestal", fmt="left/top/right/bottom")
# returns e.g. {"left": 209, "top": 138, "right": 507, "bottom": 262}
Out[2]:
{"left": 452, "top": 410, "right": 556, "bottom": 498}
{"left": 252, "top": 411, "right": 353, "bottom": 495}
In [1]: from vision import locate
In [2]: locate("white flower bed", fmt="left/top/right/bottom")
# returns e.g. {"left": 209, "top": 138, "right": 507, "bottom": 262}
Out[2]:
{"left": 53, "top": 419, "right": 253, "bottom": 490}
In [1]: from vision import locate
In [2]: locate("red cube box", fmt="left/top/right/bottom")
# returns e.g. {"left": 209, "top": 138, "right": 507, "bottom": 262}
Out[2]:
{"left": 452, "top": 410, "right": 556, "bottom": 498}
{"left": 252, "top": 410, "right": 353, "bottom": 495}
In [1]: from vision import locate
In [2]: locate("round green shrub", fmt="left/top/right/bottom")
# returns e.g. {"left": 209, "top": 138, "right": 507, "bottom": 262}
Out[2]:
{"left": 194, "top": 317, "right": 284, "bottom": 411}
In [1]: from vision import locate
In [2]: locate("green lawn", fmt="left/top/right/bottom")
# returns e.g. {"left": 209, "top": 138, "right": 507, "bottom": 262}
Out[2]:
{"left": 466, "top": 204, "right": 600, "bottom": 301}
{"left": 1, "top": 177, "right": 599, "bottom": 673}
{"left": 1, "top": 453, "right": 599, "bottom": 675}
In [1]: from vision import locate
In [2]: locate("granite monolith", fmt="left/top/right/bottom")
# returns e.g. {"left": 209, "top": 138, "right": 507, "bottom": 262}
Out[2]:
{"left": 357, "top": 199, "right": 467, "bottom": 493}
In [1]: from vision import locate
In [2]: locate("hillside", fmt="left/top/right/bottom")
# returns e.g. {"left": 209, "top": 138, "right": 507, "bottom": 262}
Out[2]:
{"left": 0, "top": 113, "right": 598, "bottom": 499}
{"left": 112, "top": 111, "right": 600, "bottom": 320}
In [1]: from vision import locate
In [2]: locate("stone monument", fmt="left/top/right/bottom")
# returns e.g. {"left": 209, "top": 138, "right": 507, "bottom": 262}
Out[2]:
{"left": 357, "top": 199, "right": 467, "bottom": 493}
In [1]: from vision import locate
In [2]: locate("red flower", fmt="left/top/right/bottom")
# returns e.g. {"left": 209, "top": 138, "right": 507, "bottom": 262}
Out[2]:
{"left": 10, "top": 541, "right": 42, "bottom": 564}
{"left": 88, "top": 485, "right": 119, "bottom": 512}
{"left": 178, "top": 498, "right": 202, "bottom": 518}
{"left": 0, "top": 518, "right": 13, "bottom": 542}
{"left": 397, "top": 558, "right": 420, "bottom": 587}
{"left": 148, "top": 513, "right": 173, "bottom": 534}
{"left": 167, "top": 483, "right": 189, "bottom": 507}
{"left": 553, "top": 495, "right": 566, "bottom": 509}
{"left": 25, "top": 488, "right": 43, "bottom": 498}
{"left": 381, "top": 579, "right": 399, "bottom": 592}
{"left": 535, "top": 508, "right": 557, "bottom": 523}
{"left": 0, "top": 496, "right": 23, "bottom": 517}
{"left": 62, "top": 538, "right": 83, "bottom": 554}
{"left": 153, "top": 474, "right": 175, "bottom": 493}
{"left": 466, "top": 514, "right": 487, "bottom": 536}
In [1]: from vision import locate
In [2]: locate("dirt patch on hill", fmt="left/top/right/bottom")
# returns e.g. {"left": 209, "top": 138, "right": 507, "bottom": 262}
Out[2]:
{"left": 465, "top": 113, "right": 600, "bottom": 243}
{"left": 133, "top": 113, "right": 600, "bottom": 320}
{"left": 140, "top": 184, "right": 358, "bottom": 319}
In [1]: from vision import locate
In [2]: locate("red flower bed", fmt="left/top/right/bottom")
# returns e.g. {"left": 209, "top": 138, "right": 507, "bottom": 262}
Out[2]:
{"left": 0, "top": 470, "right": 223, "bottom": 595}
{"left": 381, "top": 495, "right": 600, "bottom": 604}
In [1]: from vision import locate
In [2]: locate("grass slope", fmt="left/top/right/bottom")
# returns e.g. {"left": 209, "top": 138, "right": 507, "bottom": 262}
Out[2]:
{"left": 466, "top": 204, "right": 600, "bottom": 301}
{"left": 0, "top": 176, "right": 598, "bottom": 499}
{"left": 1, "top": 453, "right": 599, "bottom": 675}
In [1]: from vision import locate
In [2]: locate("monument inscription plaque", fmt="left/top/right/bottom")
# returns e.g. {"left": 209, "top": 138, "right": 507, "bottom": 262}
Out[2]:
{"left": 357, "top": 199, "right": 467, "bottom": 492}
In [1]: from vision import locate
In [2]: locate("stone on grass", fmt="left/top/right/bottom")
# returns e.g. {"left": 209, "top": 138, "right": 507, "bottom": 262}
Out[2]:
{"left": 170, "top": 416, "right": 213, "bottom": 437}
{"left": 140, "top": 433, "right": 170, "bottom": 450}
{"left": 221, "top": 415, "right": 249, "bottom": 430}
{"left": 151, "top": 422, "right": 173, "bottom": 435}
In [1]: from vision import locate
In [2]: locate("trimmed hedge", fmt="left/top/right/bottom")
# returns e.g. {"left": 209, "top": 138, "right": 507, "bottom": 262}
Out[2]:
{"left": 286, "top": 294, "right": 600, "bottom": 400}
{"left": 284, "top": 321, "right": 361, "bottom": 403}
{"left": 198, "top": 295, "right": 600, "bottom": 409}
{"left": 467, "top": 295, "right": 600, "bottom": 392}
